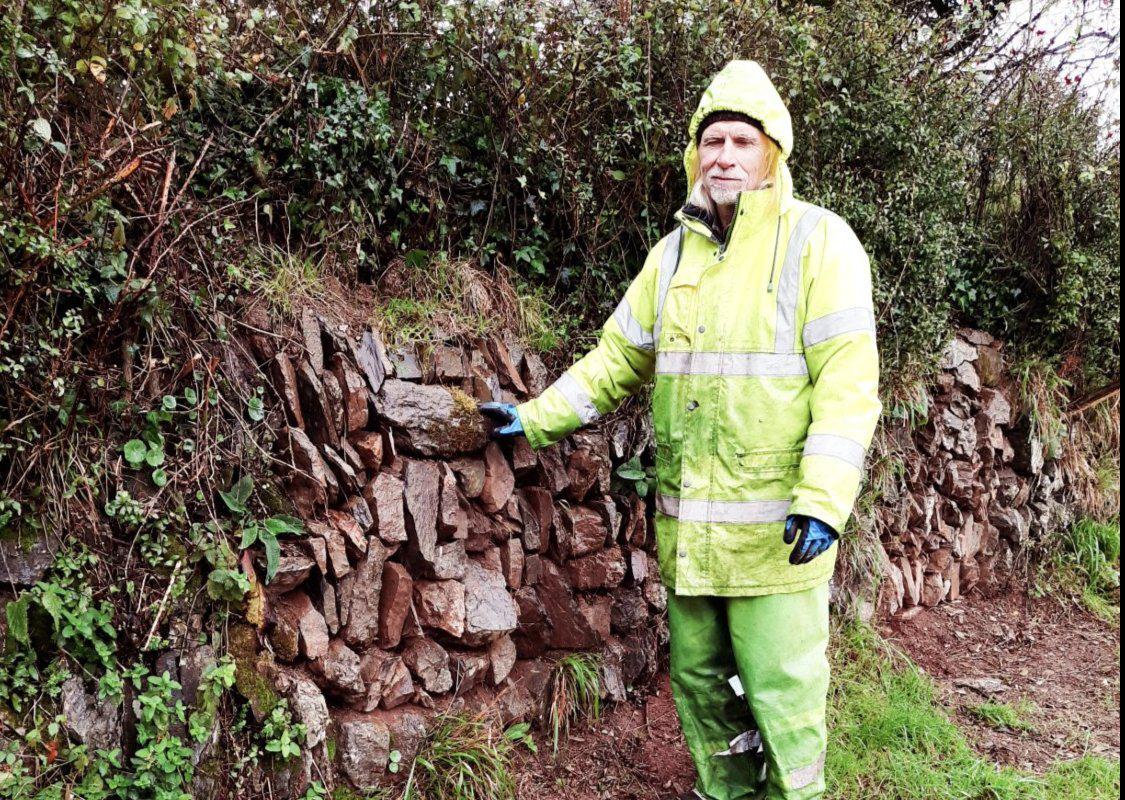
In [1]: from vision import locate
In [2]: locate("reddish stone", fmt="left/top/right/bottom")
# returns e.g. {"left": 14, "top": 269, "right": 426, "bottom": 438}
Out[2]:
{"left": 378, "top": 563, "right": 413, "bottom": 650}
{"left": 269, "top": 353, "right": 305, "bottom": 429}
{"left": 511, "top": 437, "right": 538, "bottom": 476}
{"left": 330, "top": 353, "right": 370, "bottom": 432}
{"left": 357, "top": 651, "right": 414, "bottom": 712}
{"left": 449, "top": 457, "right": 486, "bottom": 498}
{"left": 516, "top": 487, "right": 553, "bottom": 554}
{"left": 565, "top": 546, "right": 627, "bottom": 590}
{"left": 363, "top": 472, "right": 408, "bottom": 545}
{"left": 578, "top": 596, "right": 612, "bottom": 643}
{"left": 341, "top": 540, "right": 390, "bottom": 649}
{"left": 488, "top": 635, "right": 517, "bottom": 685}
{"left": 413, "top": 580, "right": 466, "bottom": 639}
{"left": 404, "top": 460, "right": 441, "bottom": 563}
{"left": 488, "top": 336, "right": 527, "bottom": 394}
{"left": 401, "top": 638, "right": 453, "bottom": 694}
{"left": 533, "top": 560, "right": 598, "bottom": 650}
{"left": 327, "top": 509, "right": 367, "bottom": 559}
{"left": 349, "top": 431, "right": 384, "bottom": 471}
{"left": 271, "top": 591, "right": 329, "bottom": 662}
{"left": 480, "top": 443, "right": 515, "bottom": 514}
{"left": 565, "top": 448, "right": 603, "bottom": 502}
{"left": 536, "top": 446, "right": 571, "bottom": 495}
{"left": 557, "top": 505, "right": 608, "bottom": 559}
{"left": 500, "top": 539, "right": 524, "bottom": 590}
{"left": 284, "top": 426, "right": 333, "bottom": 516}
{"left": 438, "top": 464, "right": 468, "bottom": 540}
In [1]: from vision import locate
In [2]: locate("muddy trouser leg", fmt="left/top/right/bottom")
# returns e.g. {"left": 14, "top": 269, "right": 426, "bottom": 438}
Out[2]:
{"left": 668, "top": 594, "right": 765, "bottom": 800}
{"left": 727, "top": 582, "right": 831, "bottom": 800}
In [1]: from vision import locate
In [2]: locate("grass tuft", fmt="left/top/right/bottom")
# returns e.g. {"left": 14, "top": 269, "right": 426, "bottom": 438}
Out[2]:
{"left": 966, "top": 699, "right": 1038, "bottom": 733}
{"left": 402, "top": 714, "right": 520, "bottom": 800}
{"left": 545, "top": 653, "right": 602, "bottom": 755}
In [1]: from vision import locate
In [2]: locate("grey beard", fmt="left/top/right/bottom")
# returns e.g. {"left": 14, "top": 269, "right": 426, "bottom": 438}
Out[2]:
{"left": 709, "top": 185, "right": 741, "bottom": 207}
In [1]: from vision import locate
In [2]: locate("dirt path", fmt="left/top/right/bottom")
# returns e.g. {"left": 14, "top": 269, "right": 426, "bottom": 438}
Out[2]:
{"left": 881, "top": 590, "right": 1120, "bottom": 773}
{"left": 514, "top": 590, "right": 1119, "bottom": 798}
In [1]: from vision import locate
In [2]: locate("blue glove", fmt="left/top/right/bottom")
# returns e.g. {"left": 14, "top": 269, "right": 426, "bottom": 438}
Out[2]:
{"left": 783, "top": 515, "right": 838, "bottom": 565}
{"left": 479, "top": 402, "right": 524, "bottom": 438}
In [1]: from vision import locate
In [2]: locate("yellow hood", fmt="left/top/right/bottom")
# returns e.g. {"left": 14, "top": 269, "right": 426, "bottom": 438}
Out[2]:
{"left": 683, "top": 60, "right": 794, "bottom": 191}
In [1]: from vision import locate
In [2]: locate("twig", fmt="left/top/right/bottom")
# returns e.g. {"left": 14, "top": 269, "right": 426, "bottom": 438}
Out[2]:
{"left": 142, "top": 558, "right": 183, "bottom": 652}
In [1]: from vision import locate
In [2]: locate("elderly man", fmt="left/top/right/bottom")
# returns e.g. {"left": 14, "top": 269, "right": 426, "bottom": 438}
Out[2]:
{"left": 482, "top": 60, "right": 881, "bottom": 800}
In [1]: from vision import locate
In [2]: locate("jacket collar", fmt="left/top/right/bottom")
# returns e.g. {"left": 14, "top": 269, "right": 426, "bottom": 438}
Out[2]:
{"left": 674, "top": 162, "right": 798, "bottom": 247}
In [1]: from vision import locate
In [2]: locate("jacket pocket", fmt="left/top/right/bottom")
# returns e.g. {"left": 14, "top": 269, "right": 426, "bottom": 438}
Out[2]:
{"left": 736, "top": 448, "right": 803, "bottom": 475}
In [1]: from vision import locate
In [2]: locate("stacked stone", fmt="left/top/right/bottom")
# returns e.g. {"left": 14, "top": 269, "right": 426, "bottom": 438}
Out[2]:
{"left": 247, "top": 309, "right": 664, "bottom": 795}
{"left": 876, "top": 329, "right": 1069, "bottom": 616}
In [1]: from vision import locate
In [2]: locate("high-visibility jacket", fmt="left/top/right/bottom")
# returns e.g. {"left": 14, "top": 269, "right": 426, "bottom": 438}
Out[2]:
{"left": 517, "top": 61, "right": 882, "bottom": 597}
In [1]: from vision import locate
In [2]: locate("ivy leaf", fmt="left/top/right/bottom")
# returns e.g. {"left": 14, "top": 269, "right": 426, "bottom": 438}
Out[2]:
{"left": 123, "top": 439, "right": 147, "bottom": 467}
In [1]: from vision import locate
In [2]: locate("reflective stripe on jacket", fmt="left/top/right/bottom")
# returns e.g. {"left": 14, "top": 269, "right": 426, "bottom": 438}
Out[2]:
{"left": 517, "top": 61, "right": 882, "bottom": 596}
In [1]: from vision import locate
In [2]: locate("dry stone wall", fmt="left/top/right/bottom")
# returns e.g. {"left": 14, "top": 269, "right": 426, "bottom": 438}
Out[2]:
{"left": 874, "top": 329, "right": 1071, "bottom": 617}
{"left": 240, "top": 306, "right": 664, "bottom": 797}
{"left": 233, "top": 303, "right": 1077, "bottom": 796}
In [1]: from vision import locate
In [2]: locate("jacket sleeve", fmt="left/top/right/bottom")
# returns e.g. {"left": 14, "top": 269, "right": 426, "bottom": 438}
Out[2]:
{"left": 516, "top": 238, "right": 666, "bottom": 450}
{"left": 788, "top": 216, "right": 883, "bottom": 533}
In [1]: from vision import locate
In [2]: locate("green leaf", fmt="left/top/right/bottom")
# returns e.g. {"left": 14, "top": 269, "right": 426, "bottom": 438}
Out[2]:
{"left": 5, "top": 596, "right": 30, "bottom": 646}
{"left": 30, "top": 117, "right": 51, "bottom": 142}
{"left": 616, "top": 468, "right": 645, "bottom": 481}
{"left": 610, "top": 169, "right": 626, "bottom": 180}
{"left": 161, "top": 395, "right": 177, "bottom": 412}
{"left": 220, "top": 475, "right": 253, "bottom": 515}
{"left": 262, "top": 533, "right": 281, "bottom": 583}
{"left": 263, "top": 515, "right": 303, "bottom": 536}
{"left": 145, "top": 446, "right": 165, "bottom": 467}
{"left": 247, "top": 396, "right": 265, "bottom": 421}
{"left": 151, "top": 468, "right": 169, "bottom": 487}
{"left": 123, "top": 439, "right": 147, "bottom": 466}
{"left": 239, "top": 525, "right": 260, "bottom": 550}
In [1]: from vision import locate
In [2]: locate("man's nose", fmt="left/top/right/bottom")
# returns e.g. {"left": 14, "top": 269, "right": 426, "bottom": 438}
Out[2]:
{"left": 716, "top": 138, "right": 737, "bottom": 169}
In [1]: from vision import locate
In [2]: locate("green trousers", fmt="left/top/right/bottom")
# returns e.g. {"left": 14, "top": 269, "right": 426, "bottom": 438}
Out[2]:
{"left": 668, "top": 582, "right": 830, "bottom": 800}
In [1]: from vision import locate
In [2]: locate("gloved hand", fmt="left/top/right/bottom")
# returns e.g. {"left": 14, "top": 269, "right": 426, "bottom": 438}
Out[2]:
{"left": 783, "top": 515, "right": 838, "bottom": 565}
{"left": 479, "top": 402, "right": 524, "bottom": 438}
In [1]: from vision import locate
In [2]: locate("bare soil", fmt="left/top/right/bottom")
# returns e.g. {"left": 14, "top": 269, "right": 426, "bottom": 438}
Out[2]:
{"left": 513, "top": 590, "right": 1120, "bottom": 799}
{"left": 881, "top": 589, "right": 1120, "bottom": 773}
{"left": 514, "top": 672, "right": 696, "bottom": 799}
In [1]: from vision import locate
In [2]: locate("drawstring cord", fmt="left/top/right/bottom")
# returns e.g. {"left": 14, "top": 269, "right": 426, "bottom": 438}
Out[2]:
{"left": 766, "top": 179, "right": 783, "bottom": 293}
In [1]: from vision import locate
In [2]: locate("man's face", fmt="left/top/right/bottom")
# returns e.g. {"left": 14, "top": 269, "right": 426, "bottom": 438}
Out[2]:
{"left": 698, "top": 120, "right": 770, "bottom": 207}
